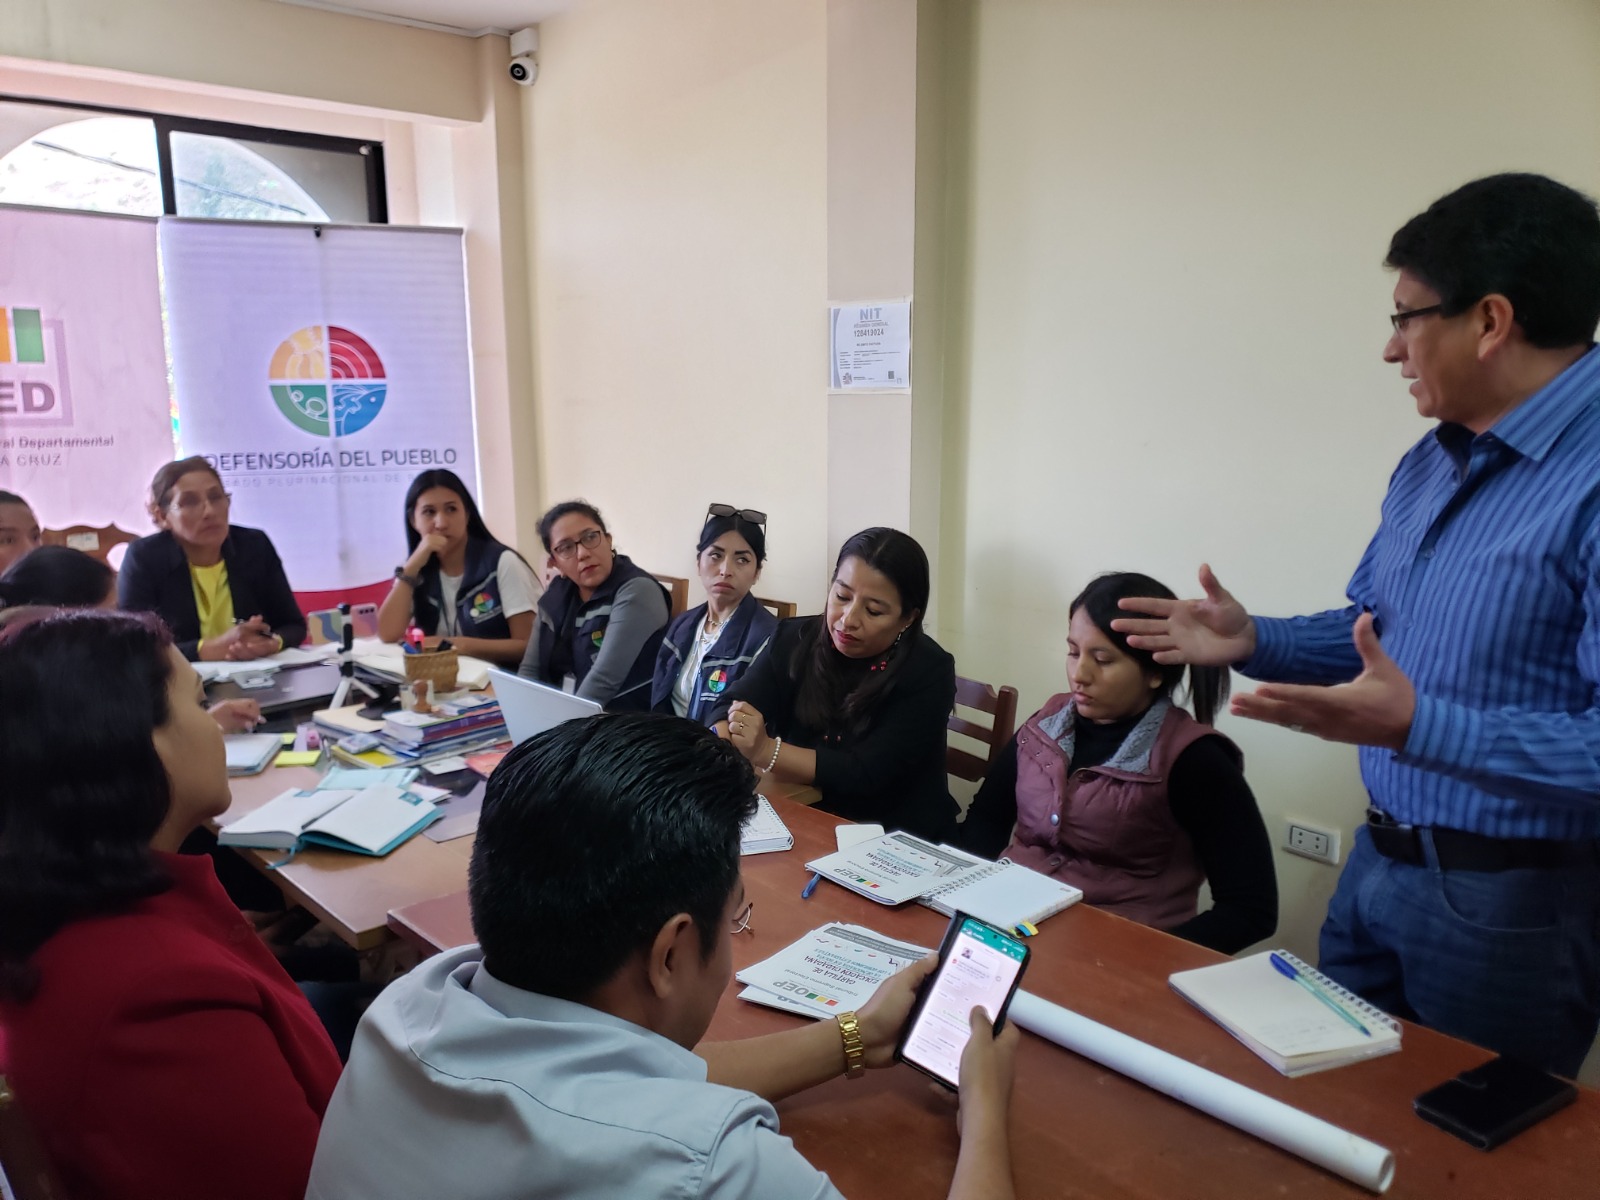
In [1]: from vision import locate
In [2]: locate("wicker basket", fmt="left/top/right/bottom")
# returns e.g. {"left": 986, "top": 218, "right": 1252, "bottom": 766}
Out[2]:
{"left": 403, "top": 647, "right": 459, "bottom": 692}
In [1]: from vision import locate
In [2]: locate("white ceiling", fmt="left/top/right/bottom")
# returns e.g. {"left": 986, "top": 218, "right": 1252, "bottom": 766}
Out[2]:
{"left": 275, "top": 0, "right": 573, "bottom": 37}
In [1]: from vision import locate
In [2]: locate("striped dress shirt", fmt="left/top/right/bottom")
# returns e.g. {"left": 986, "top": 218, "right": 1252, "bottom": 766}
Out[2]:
{"left": 1244, "top": 344, "right": 1600, "bottom": 839}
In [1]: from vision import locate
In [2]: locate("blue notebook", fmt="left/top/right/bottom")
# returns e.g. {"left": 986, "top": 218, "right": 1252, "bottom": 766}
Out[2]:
{"left": 218, "top": 784, "right": 441, "bottom": 857}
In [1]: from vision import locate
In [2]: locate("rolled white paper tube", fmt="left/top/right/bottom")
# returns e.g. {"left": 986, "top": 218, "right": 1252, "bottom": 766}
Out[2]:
{"left": 1009, "top": 991, "right": 1396, "bottom": 1194}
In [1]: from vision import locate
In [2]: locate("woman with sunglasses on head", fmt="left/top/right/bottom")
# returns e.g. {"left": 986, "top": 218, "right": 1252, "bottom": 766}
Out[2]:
{"left": 958, "top": 572, "right": 1277, "bottom": 954}
{"left": 118, "top": 457, "right": 305, "bottom": 662}
{"left": 650, "top": 505, "right": 779, "bottom": 725}
{"left": 710, "top": 527, "right": 958, "bottom": 842}
{"left": 377, "top": 469, "right": 540, "bottom": 665}
{"left": 0, "top": 611, "right": 341, "bottom": 1200}
{"left": 518, "top": 500, "right": 670, "bottom": 711}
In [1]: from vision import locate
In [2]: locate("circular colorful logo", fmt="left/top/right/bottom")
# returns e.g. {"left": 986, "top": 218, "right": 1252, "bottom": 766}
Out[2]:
{"left": 268, "top": 325, "right": 387, "bottom": 437}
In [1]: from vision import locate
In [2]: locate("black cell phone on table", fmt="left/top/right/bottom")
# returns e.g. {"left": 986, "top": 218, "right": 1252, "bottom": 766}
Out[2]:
{"left": 894, "top": 913, "right": 1030, "bottom": 1090}
{"left": 1414, "top": 1055, "right": 1577, "bottom": 1150}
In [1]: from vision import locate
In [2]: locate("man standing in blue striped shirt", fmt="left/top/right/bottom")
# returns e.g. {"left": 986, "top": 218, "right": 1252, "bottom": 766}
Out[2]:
{"left": 1116, "top": 174, "right": 1600, "bottom": 1077}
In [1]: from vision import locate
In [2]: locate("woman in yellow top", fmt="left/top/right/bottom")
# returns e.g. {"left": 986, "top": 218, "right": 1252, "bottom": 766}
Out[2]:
{"left": 118, "top": 457, "right": 305, "bottom": 662}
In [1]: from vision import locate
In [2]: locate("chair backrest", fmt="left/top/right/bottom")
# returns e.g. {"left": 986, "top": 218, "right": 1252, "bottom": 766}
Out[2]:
{"left": 652, "top": 573, "right": 690, "bottom": 620}
{"left": 754, "top": 595, "right": 798, "bottom": 619}
{"left": 0, "top": 1075, "right": 65, "bottom": 1200}
{"left": 40, "top": 524, "right": 138, "bottom": 567}
{"left": 946, "top": 675, "right": 1020, "bottom": 782}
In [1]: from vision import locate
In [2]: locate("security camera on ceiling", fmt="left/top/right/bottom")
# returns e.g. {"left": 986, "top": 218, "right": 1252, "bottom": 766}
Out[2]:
{"left": 509, "top": 27, "right": 538, "bottom": 86}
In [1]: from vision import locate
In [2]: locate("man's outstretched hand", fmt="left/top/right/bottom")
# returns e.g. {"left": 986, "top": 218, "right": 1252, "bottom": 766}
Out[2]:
{"left": 1111, "top": 563, "right": 1256, "bottom": 666}
{"left": 1231, "top": 612, "right": 1414, "bottom": 750}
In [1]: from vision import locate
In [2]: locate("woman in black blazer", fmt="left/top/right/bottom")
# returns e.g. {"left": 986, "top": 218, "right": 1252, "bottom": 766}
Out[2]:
{"left": 710, "top": 527, "right": 958, "bottom": 842}
{"left": 118, "top": 457, "right": 305, "bottom": 662}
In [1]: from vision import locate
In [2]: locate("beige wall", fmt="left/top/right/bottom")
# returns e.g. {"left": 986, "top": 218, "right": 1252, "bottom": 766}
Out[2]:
{"left": 935, "top": 0, "right": 1600, "bottom": 965}
{"left": 1, "top": 0, "right": 482, "bottom": 121}
{"left": 525, "top": 0, "right": 831, "bottom": 610}
{"left": 1, "top": 0, "right": 538, "bottom": 548}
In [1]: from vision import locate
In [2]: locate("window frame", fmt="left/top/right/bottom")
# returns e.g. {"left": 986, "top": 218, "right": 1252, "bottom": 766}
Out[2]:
{"left": 0, "top": 94, "right": 388, "bottom": 223}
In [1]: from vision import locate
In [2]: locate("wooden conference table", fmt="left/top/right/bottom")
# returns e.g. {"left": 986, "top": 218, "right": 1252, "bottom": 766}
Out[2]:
{"left": 217, "top": 768, "right": 824, "bottom": 951}
{"left": 388, "top": 798, "right": 1598, "bottom": 1200}
{"left": 217, "top": 766, "right": 476, "bottom": 950}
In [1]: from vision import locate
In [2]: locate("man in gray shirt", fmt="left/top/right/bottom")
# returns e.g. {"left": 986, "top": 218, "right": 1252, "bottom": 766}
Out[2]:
{"left": 306, "top": 712, "right": 1019, "bottom": 1199}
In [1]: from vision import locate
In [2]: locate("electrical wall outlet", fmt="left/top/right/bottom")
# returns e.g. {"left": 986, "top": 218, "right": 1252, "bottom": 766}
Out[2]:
{"left": 1285, "top": 820, "right": 1340, "bottom": 865}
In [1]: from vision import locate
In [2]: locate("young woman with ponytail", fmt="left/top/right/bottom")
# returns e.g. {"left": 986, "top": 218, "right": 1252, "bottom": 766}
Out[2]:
{"left": 960, "top": 571, "right": 1277, "bottom": 953}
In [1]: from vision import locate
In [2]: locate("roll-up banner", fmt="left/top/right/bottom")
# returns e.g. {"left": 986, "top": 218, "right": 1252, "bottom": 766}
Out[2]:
{"left": 160, "top": 219, "right": 476, "bottom": 596}
{"left": 0, "top": 205, "right": 175, "bottom": 534}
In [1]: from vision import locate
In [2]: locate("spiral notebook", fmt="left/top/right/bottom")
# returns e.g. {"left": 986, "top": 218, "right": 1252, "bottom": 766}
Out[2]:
{"left": 1169, "top": 950, "right": 1402, "bottom": 1077}
{"left": 918, "top": 860, "right": 1082, "bottom": 930}
{"left": 740, "top": 795, "right": 794, "bottom": 855}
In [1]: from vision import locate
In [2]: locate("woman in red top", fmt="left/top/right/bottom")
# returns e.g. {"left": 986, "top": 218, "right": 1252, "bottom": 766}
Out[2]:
{"left": 0, "top": 610, "right": 342, "bottom": 1200}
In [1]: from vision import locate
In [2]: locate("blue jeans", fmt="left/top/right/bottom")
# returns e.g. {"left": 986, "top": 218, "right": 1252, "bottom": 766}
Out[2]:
{"left": 1319, "top": 825, "right": 1600, "bottom": 1077}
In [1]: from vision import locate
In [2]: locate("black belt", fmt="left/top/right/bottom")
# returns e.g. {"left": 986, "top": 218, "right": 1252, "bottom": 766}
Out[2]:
{"left": 1366, "top": 809, "right": 1600, "bottom": 872}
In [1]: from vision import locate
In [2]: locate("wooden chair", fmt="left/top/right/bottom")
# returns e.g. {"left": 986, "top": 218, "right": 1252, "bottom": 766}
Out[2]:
{"left": 652, "top": 573, "right": 690, "bottom": 619}
{"left": 0, "top": 1074, "right": 65, "bottom": 1200}
{"left": 41, "top": 523, "right": 138, "bottom": 566}
{"left": 651, "top": 576, "right": 794, "bottom": 622}
{"left": 946, "top": 675, "right": 1020, "bottom": 782}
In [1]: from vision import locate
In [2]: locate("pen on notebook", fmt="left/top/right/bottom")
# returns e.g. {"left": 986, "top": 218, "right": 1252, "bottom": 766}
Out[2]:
{"left": 801, "top": 872, "right": 821, "bottom": 899}
{"left": 1270, "top": 952, "right": 1371, "bottom": 1037}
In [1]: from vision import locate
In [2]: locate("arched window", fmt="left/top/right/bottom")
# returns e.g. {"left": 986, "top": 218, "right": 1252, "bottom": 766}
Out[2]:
{"left": 0, "top": 101, "right": 384, "bottom": 223}
{"left": 0, "top": 114, "right": 162, "bottom": 216}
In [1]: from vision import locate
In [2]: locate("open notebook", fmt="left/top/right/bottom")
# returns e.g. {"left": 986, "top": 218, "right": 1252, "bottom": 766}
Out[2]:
{"left": 217, "top": 784, "right": 441, "bottom": 857}
{"left": 804, "top": 832, "right": 1081, "bottom": 931}
{"left": 1169, "top": 950, "right": 1402, "bottom": 1077}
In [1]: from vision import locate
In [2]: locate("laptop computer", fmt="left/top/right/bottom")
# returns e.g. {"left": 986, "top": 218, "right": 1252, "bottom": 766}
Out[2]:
{"left": 207, "top": 661, "right": 342, "bottom": 717}
{"left": 489, "top": 667, "right": 603, "bottom": 745}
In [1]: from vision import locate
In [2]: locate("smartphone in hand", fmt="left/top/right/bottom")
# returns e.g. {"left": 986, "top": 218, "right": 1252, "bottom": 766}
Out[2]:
{"left": 895, "top": 913, "right": 1029, "bottom": 1089}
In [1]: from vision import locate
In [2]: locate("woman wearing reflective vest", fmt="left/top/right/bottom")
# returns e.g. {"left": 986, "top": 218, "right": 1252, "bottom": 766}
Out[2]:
{"left": 518, "top": 500, "right": 670, "bottom": 711}
{"left": 651, "top": 504, "right": 778, "bottom": 725}
{"left": 378, "top": 469, "right": 540, "bottom": 665}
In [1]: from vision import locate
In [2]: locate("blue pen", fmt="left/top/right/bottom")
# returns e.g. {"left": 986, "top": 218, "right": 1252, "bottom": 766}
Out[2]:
{"left": 1270, "top": 952, "right": 1370, "bottom": 1037}
{"left": 801, "top": 872, "right": 821, "bottom": 899}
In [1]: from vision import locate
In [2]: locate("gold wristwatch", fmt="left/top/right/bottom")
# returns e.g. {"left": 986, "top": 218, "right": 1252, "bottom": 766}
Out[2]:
{"left": 836, "top": 1010, "right": 866, "bottom": 1078}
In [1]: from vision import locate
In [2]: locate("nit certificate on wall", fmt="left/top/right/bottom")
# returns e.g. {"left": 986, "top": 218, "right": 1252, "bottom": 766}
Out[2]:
{"left": 829, "top": 300, "right": 911, "bottom": 391}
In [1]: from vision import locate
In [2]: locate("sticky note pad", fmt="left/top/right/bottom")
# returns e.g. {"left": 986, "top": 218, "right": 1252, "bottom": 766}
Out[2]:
{"left": 275, "top": 751, "right": 322, "bottom": 767}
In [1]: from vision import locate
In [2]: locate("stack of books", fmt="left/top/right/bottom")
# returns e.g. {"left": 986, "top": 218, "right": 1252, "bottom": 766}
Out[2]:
{"left": 326, "top": 695, "right": 511, "bottom": 770}
{"left": 382, "top": 694, "right": 505, "bottom": 745}
{"left": 314, "top": 705, "right": 385, "bottom": 744}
